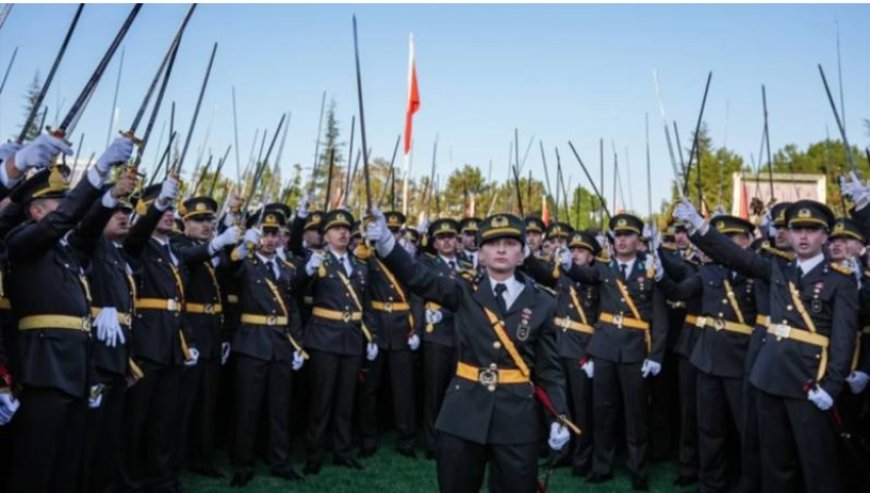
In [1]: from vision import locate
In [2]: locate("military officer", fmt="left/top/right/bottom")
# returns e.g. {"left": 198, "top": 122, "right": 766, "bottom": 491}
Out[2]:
{"left": 459, "top": 217, "right": 481, "bottom": 269}
{"left": 524, "top": 216, "right": 545, "bottom": 255}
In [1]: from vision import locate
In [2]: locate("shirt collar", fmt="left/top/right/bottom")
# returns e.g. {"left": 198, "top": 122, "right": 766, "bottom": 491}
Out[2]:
{"left": 796, "top": 252, "right": 825, "bottom": 275}
{"left": 489, "top": 275, "right": 521, "bottom": 296}
{"left": 255, "top": 252, "right": 276, "bottom": 265}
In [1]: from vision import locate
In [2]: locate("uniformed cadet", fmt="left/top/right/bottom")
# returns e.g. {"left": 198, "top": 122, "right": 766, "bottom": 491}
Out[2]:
{"left": 359, "top": 210, "right": 421, "bottom": 458}
{"left": 560, "top": 213, "right": 668, "bottom": 491}
{"left": 80, "top": 173, "right": 141, "bottom": 493}
{"left": 524, "top": 216, "right": 545, "bottom": 255}
{"left": 297, "top": 204, "right": 376, "bottom": 474}
{"left": 4, "top": 136, "right": 133, "bottom": 493}
{"left": 544, "top": 221, "right": 572, "bottom": 255}
{"left": 657, "top": 215, "right": 758, "bottom": 493}
{"left": 123, "top": 176, "right": 203, "bottom": 492}
{"left": 172, "top": 196, "right": 240, "bottom": 479}
{"left": 459, "top": 217, "right": 481, "bottom": 269}
{"left": 366, "top": 210, "right": 572, "bottom": 493}
{"left": 227, "top": 205, "right": 305, "bottom": 486}
{"left": 418, "top": 218, "right": 468, "bottom": 459}
{"left": 675, "top": 198, "right": 857, "bottom": 493}
{"left": 525, "top": 229, "right": 601, "bottom": 478}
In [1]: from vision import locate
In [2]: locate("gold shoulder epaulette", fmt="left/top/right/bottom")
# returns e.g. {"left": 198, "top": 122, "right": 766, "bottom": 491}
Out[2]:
{"left": 536, "top": 283, "right": 556, "bottom": 297}
{"left": 281, "top": 259, "right": 296, "bottom": 270}
{"left": 423, "top": 252, "right": 437, "bottom": 260}
{"left": 830, "top": 262, "right": 853, "bottom": 277}
{"left": 864, "top": 269, "right": 870, "bottom": 279}
{"left": 761, "top": 244, "right": 795, "bottom": 261}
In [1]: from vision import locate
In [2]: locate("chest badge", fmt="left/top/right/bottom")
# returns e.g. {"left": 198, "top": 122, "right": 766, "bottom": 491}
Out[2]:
{"left": 517, "top": 308, "right": 532, "bottom": 341}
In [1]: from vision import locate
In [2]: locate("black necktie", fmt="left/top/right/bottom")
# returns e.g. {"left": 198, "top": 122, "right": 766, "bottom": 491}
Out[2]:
{"left": 265, "top": 260, "right": 277, "bottom": 281}
{"left": 620, "top": 263, "right": 628, "bottom": 280}
{"left": 494, "top": 283, "right": 508, "bottom": 315}
{"left": 448, "top": 260, "right": 456, "bottom": 271}
{"left": 162, "top": 244, "right": 176, "bottom": 266}
{"left": 796, "top": 265, "right": 804, "bottom": 279}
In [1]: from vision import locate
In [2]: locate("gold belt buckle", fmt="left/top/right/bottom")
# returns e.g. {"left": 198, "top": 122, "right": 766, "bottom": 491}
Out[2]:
{"left": 713, "top": 318, "right": 725, "bottom": 331}
{"left": 120, "top": 313, "right": 132, "bottom": 326}
{"left": 612, "top": 312, "right": 624, "bottom": 329}
{"left": 342, "top": 311, "right": 352, "bottom": 323}
{"left": 167, "top": 299, "right": 178, "bottom": 311}
{"left": 695, "top": 316, "right": 707, "bottom": 328}
{"left": 266, "top": 315, "right": 278, "bottom": 326}
{"left": 383, "top": 301, "right": 393, "bottom": 312}
{"left": 772, "top": 323, "right": 791, "bottom": 341}
{"left": 82, "top": 317, "right": 92, "bottom": 331}
{"left": 204, "top": 304, "right": 215, "bottom": 315}
{"left": 479, "top": 365, "right": 498, "bottom": 391}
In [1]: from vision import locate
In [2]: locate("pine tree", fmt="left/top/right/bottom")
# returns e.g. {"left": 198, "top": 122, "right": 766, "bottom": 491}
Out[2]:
{"left": 20, "top": 71, "right": 43, "bottom": 141}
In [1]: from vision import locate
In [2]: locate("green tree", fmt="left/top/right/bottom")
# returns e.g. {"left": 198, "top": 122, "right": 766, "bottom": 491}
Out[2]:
{"left": 20, "top": 72, "right": 43, "bottom": 141}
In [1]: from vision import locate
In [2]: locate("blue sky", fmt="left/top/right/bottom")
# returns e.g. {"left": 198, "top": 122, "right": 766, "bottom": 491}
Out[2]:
{"left": 1, "top": 3, "right": 869, "bottom": 212}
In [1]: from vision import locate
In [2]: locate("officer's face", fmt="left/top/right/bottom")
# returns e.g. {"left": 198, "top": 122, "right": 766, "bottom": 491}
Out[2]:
{"left": 788, "top": 226, "right": 828, "bottom": 259}
{"left": 260, "top": 230, "right": 279, "bottom": 255}
{"left": 479, "top": 237, "right": 523, "bottom": 275}
{"left": 728, "top": 233, "right": 752, "bottom": 250}
{"left": 324, "top": 226, "right": 350, "bottom": 251}
{"left": 184, "top": 216, "right": 215, "bottom": 241}
{"left": 303, "top": 229, "right": 321, "bottom": 249}
{"left": 613, "top": 232, "right": 640, "bottom": 257}
{"left": 156, "top": 208, "right": 176, "bottom": 234}
{"left": 845, "top": 238, "right": 865, "bottom": 258}
{"left": 104, "top": 210, "right": 131, "bottom": 239}
{"left": 434, "top": 233, "right": 457, "bottom": 255}
{"left": 774, "top": 226, "right": 789, "bottom": 249}
{"left": 541, "top": 239, "right": 554, "bottom": 257}
{"left": 674, "top": 230, "right": 690, "bottom": 249}
{"left": 462, "top": 232, "right": 478, "bottom": 251}
{"left": 526, "top": 232, "right": 542, "bottom": 251}
{"left": 827, "top": 237, "right": 862, "bottom": 261}
{"left": 571, "top": 247, "right": 593, "bottom": 266}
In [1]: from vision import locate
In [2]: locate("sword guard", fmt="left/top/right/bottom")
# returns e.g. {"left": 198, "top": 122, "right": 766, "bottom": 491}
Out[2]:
{"left": 119, "top": 129, "right": 143, "bottom": 147}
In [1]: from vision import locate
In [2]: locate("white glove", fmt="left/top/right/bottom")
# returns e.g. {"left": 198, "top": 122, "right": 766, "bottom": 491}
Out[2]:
{"left": 221, "top": 342, "right": 231, "bottom": 366}
{"left": 292, "top": 351, "right": 305, "bottom": 371}
{"left": 653, "top": 251, "right": 665, "bottom": 282}
{"left": 95, "top": 136, "right": 134, "bottom": 174}
{"left": 425, "top": 308, "right": 443, "bottom": 325}
{"left": 305, "top": 250, "right": 325, "bottom": 276}
{"left": 184, "top": 347, "right": 200, "bottom": 367}
{"left": 559, "top": 247, "right": 573, "bottom": 270}
{"left": 366, "top": 342, "right": 379, "bottom": 361}
{"left": 13, "top": 134, "right": 73, "bottom": 172}
{"left": 841, "top": 172, "right": 870, "bottom": 211}
{"left": 417, "top": 219, "right": 429, "bottom": 235}
{"left": 94, "top": 307, "right": 126, "bottom": 348}
{"left": 641, "top": 359, "right": 661, "bottom": 378}
{"left": 0, "top": 391, "right": 20, "bottom": 425}
{"left": 243, "top": 227, "right": 261, "bottom": 247}
{"left": 547, "top": 422, "right": 570, "bottom": 451}
{"left": 222, "top": 211, "right": 237, "bottom": 228}
{"left": 673, "top": 198, "right": 706, "bottom": 235}
{"left": 211, "top": 225, "right": 240, "bottom": 252}
{"left": 0, "top": 142, "right": 22, "bottom": 162}
{"left": 88, "top": 385, "right": 103, "bottom": 409}
{"left": 808, "top": 385, "right": 834, "bottom": 411}
{"left": 407, "top": 334, "right": 420, "bottom": 351}
{"left": 366, "top": 207, "right": 395, "bottom": 256}
{"left": 581, "top": 360, "right": 594, "bottom": 379}
{"left": 157, "top": 176, "right": 179, "bottom": 208}
{"left": 847, "top": 371, "right": 870, "bottom": 394}
{"left": 297, "top": 193, "right": 312, "bottom": 219}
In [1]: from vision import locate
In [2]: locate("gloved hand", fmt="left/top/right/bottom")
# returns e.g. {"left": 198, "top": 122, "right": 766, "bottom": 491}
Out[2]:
{"left": 407, "top": 334, "right": 420, "bottom": 351}
{"left": 292, "top": 351, "right": 305, "bottom": 371}
{"left": 559, "top": 247, "right": 573, "bottom": 271}
{"left": 211, "top": 225, "right": 240, "bottom": 252}
{"left": 94, "top": 307, "right": 126, "bottom": 348}
{"left": 847, "top": 371, "right": 870, "bottom": 394}
{"left": 221, "top": 342, "right": 231, "bottom": 366}
{"left": 0, "top": 142, "right": 22, "bottom": 162}
{"left": 297, "top": 193, "right": 312, "bottom": 219}
{"left": 13, "top": 134, "right": 73, "bottom": 172}
{"left": 641, "top": 359, "right": 661, "bottom": 378}
{"left": 653, "top": 251, "right": 665, "bottom": 282}
{"left": 366, "top": 207, "right": 395, "bottom": 256}
{"left": 425, "top": 308, "right": 443, "bottom": 325}
{"left": 673, "top": 198, "right": 706, "bottom": 235}
{"left": 184, "top": 347, "right": 200, "bottom": 367}
{"left": 547, "top": 422, "right": 570, "bottom": 451}
{"left": 581, "top": 360, "right": 594, "bottom": 379}
{"left": 366, "top": 342, "right": 379, "bottom": 361}
{"left": 808, "top": 385, "right": 834, "bottom": 411}
{"left": 0, "top": 391, "right": 20, "bottom": 426}
{"left": 417, "top": 218, "right": 430, "bottom": 235}
{"left": 841, "top": 172, "right": 870, "bottom": 211}
{"left": 243, "top": 228, "right": 260, "bottom": 247}
{"left": 95, "top": 136, "right": 134, "bottom": 174}
{"left": 157, "top": 176, "right": 179, "bottom": 208}
{"left": 89, "top": 385, "right": 104, "bottom": 409}
{"left": 305, "top": 250, "right": 325, "bottom": 276}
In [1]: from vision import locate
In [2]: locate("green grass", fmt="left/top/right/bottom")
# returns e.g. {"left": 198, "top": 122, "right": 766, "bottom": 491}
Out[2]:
{"left": 183, "top": 440, "right": 684, "bottom": 493}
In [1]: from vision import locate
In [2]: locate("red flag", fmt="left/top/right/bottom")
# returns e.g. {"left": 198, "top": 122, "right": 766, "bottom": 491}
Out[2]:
{"left": 542, "top": 195, "right": 550, "bottom": 225}
{"left": 403, "top": 34, "right": 420, "bottom": 155}
{"left": 739, "top": 182, "right": 749, "bottom": 219}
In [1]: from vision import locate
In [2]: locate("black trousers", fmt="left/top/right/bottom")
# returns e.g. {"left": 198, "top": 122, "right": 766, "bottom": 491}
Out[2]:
{"left": 360, "top": 347, "right": 417, "bottom": 451}
{"left": 423, "top": 342, "right": 456, "bottom": 454}
{"left": 677, "top": 355, "right": 699, "bottom": 479}
{"left": 436, "top": 432, "right": 538, "bottom": 493}
{"left": 9, "top": 387, "right": 87, "bottom": 493}
{"left": 123, "top": 362, "right": 181, "bottom": 492}
{"left": 80, "top": 374, "right": 126, "bottom": 493}
{"left": 173, "top": 358, "right": 220, "bottom": 473}
{"left": 696, "top": 371, "right": 742, "bottom": 493}
{"left": 306, "top": 350, "right": 362, "bottom": 463}
{"left": 232, "top": 354, "right": 292, "bottom": 473}
{"left": 756, "top": 389, "right": 842, "bottom": 493}
{"left": 738, "top": 377, "right": 761, "bottom": 493}
{"left": 591, "top": 358, "right": 649, "bottom": 479}
{"left": 650, "top": 351, "right": 679, "bottom": 460}
{"left": 562, "top": 356, "right": 593, "bottom": 471}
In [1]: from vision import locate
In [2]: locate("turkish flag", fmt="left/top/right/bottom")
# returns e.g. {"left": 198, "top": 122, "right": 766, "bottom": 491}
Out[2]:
{"left": 403, "top": 34, "right": 420, "bottom": 155}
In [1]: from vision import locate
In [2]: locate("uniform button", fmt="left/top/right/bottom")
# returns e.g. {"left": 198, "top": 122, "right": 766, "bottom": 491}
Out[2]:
{"left": 489, "top": 363, "right": 497, "bottom": 370}
{"left": 718, "top": 313, "right": 723, "bottom": 318}
{"left": 815, "top": 353, "right": 821, "bottom": 359}
{"left": 455, "top": 384, "right": 460, "bottom": 390}
{"left": 620, "top": 298, "right": 625, "bottom": 302}
{"left": 786, "top": 305, "right": 793, "bottom": 311}
{"left": 493, "top": 341, "right": 502, "bottom": 349}
{"left": 722, "top": 299, "right": 727, "bottom": 304}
